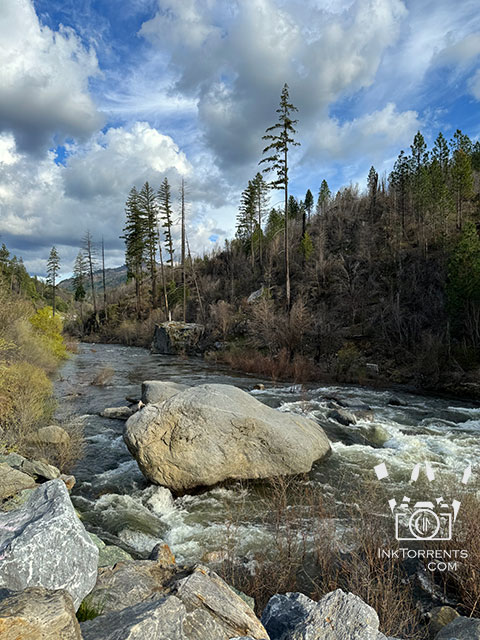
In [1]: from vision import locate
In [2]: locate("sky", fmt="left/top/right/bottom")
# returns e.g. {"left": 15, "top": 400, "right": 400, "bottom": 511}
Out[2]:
{"left": 0, "top": 0, "right": 479, "bottom": 277}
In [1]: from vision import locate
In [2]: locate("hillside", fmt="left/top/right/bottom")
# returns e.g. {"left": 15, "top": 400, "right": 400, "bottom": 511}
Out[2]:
{"left": 59, "top": 264, "right": 128, "bottom": 293}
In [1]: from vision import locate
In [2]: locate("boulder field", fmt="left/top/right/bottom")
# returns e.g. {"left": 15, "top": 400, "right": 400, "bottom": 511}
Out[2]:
{"left": 124, "top": 383, "right": 331, "bottom": 492}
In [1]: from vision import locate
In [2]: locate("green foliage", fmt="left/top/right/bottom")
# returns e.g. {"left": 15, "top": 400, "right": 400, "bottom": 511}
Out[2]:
{"left": 76, "top": 597, "right": 104, "bottom": 622}
{"left": 300, "top": 231, "right": 314, "bottom": 261}
{"left": 447, "top": 223, "right": 480, "bottom": 310}
{"left": 30, "top": 307, "right": 68, "bottom": 361}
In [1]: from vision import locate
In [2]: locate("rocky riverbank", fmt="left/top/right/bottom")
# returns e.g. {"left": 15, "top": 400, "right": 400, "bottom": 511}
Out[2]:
{"left": 0, "top": 478, "right": 474, "bottom": 639}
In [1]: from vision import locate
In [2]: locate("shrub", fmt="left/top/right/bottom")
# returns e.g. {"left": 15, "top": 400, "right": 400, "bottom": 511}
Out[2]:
{"left": 30, "top": 306, "right": 68, "bottom": 361}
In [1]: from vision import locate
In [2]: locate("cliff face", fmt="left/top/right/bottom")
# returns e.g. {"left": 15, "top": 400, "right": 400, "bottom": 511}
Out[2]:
{"left": 151, "top": 322, "right": 204, "bottom": 355}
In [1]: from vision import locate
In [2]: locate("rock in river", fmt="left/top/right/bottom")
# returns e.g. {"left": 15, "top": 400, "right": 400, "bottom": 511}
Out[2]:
{"left": 124, "top": 383, "right": 331, "bottom": 492}
{"left": 0, "top": 479, "right": 99, "bottom": 610}
{"left": 151, "top": 321, "right": 205, "bottom": 355}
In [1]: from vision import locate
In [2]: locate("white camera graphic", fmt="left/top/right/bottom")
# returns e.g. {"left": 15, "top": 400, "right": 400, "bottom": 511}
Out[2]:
{"left": 374, "top": 461, "right": 472, "bottom": 542}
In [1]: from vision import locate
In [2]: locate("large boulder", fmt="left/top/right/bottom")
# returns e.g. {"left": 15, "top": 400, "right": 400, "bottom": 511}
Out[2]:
{"left": 152, "top": 321, "right": 205, "bottom": 355}
{"left": 35, "top": 424, "right": 71, "bottom": 446}
{"left": 262, "top": 589, "right": 384, "bottom": 640}
{"left": 0, "top": 479, "right": 99, "bottom": 610}
{"left": 124, "top": 383, "right": 331, "bottom": 491}
{"left": 141, "top": 380, "right": 187, "bottom": 404}
{"left": 0, "top": 587, "right": 82, "bottom": 640}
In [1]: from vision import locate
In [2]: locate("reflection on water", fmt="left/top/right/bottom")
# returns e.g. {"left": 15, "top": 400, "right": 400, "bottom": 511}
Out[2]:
{"left": 55, "top": 343, "right": 480, "bottom": 563}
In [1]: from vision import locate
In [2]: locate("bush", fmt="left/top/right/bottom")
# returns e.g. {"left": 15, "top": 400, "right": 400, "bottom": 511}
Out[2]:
{"left": 30, "top": 306, "right": 68, "bottom": 361}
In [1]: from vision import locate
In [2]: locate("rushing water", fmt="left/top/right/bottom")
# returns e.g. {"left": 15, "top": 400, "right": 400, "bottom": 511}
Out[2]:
{"left": 55, "top": 343, "right": 480, "bottom": 564}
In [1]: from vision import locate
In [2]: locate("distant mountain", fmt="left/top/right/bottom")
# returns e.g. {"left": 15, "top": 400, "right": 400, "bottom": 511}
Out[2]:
{"left": 59, "top": 265, "right": 128, "bottom": 292}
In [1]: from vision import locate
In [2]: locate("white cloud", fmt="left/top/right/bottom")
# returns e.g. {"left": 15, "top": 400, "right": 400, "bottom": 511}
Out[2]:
{"left": 311, "top": 103, "right": 421, "bottom": 161}
{"left": 0, "top": 0, "right": 102, "bottom": 152}
{"left": 0, "top": 122, "right": 229, "bottom": 274}
{"left": 469, "top": 68, "right": 480, "bottom": 100}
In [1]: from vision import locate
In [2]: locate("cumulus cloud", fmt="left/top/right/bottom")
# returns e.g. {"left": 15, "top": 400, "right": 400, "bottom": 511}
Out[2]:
{"left": 0, "top": 122, "right": 228, "bottom": 275}
{"left": 140, "top": 0, "right": 408, "bottom": 174}
{"left": 310, "top": 103, "right": 421, "bottom": 161}
{"left": 0, "top": 0, "right": 102, "bottom": 152}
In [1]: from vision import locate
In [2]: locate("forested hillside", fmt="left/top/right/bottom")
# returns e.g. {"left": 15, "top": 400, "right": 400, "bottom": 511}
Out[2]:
{"left": 65, "top": 94, "right": 480, "bottom": 396}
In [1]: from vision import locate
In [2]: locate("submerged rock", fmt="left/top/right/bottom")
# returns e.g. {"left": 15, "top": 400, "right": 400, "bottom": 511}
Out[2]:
{"left": 262, "top": 589, "right": 383, "bottom": 640}
{"left": 124, "top": 383, "right": 331, "bottom": 492}
{"left": 0, "top": 479, "right": 99, "bottom": 610}
{"left": 0, "top": 587, "right": 82, "bottom": 640}
{"left": 141, "top": 380, "right": 188, "bottom": 404}
{"left": 152, "top": 321, "right": 205, "bottom": 355}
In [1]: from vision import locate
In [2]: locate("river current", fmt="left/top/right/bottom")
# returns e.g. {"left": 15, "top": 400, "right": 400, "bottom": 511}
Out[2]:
{"left": 55, "top": 343, "right": 480, "bottom": 564}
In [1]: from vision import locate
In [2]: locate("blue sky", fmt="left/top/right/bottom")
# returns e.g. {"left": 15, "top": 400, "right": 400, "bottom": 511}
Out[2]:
{"left": 0, "top": 0, "right": 479, "bottom": 276}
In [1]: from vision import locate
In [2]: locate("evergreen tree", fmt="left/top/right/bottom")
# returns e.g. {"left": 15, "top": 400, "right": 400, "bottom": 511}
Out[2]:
{"left": 121, "top": 186, "right": 145, "bottom": 317}
{"left": 73, "top": 251, "right": 87, "bottom": 327}
{"left": 83, "top": 230, "right": 98, "bottom": 325}
{"left": 432, "top": 132, "right": 450, "bottom": 178}
{"left": 252, "top": 172, "right": 269, "bottom": 271}
{"left": 450, "top": 131, "right": 474, "bottom": 229}
{"left": 138, "top": 181, "right": 158, "bottom": 308}
{"left": 367, "top": 166, "right": 378, "bottom": 216}
{"left": 236, "top": 179, "right": 256, "bottom": 267}
{"left": 260, "top": 83, "right": 300, "bottom": 309}
{"left": 287, "top": 195, "right": 299, "bottom": 220}
{"left": 304, "top": 189, "right": 314, "bottom": 220}
{"left": 46, "top": 246, "right": 60, "bottom": 316}
{"left": 316, "top": 180, "right": 331, "bottom": 216}
{"left": 158, "top": 177, "right": 175, "bottom": 269}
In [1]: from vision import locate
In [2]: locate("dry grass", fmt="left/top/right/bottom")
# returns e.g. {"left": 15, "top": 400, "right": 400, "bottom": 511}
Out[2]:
{"left": 216, "top": 476, "right": 425, "bottom": 639}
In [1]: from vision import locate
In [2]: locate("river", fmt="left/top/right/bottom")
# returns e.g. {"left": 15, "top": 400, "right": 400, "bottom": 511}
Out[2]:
{"left": 55, "top": 342, "right": 480, "bottom": 565}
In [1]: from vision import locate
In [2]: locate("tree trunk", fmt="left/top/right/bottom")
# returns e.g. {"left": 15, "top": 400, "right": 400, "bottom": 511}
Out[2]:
{"left": 181, "top": 179, "right": 186, "bottom": 322}
{"left": 284, "top": 143, "right": 291, "bottom": 309}
{"left": 102, "top": 238, "right": 108, "bottom": 322}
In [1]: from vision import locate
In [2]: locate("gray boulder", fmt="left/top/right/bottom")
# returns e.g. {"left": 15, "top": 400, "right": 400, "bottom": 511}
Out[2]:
{"left": 435, "top": 616, "right": 480, "bottom": 639}
{"left": 0, "top": 587, "right": 82, "bottom": 639}
{"left": 88, "top": 532, "right": 133, "bottom": 567}
{"left": 0, "top": 463, "right": 36, "bottom": 500}
{"left": 327, "top": 409, "right": 357, "bottom": 426}
{"left": 124, "top": 383, "right": 331, "bottom": 491}
{"left": 0, "top": 479, "right": 99, "bottom": 610}
{"left": 81, "top": 595, "right": 229, "bottom": 640}
{"left": 152, "top": 321, "right": 205, "bottom": 355}
{"left": 21, "top": 458, "right": 60, "bottom": 480}
{"left": 262, "top": 589, "right": 382, "bottom": 640}
{"left": 141, "top": 380, "right": 187, "bottom": 404}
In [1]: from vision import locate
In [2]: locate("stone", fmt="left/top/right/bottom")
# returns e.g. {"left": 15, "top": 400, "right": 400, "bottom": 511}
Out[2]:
{"left": 86, "top": 558, "right": 177, "bottom": 614}
{"left": 0, "top": 587, "right": 82, "bottom": 639}
{"left": 173, "top": 565, "right": 267, "bottom": 639}
{"left": 0, "top": 452, "right": 26, "bottom": 469}
{"left": 101, "top": 406, "right": 136, "bottom": 420}
{"left": 89, "top": 532, "right": 134, "bottom": 567}
{"left": 35, "top": 425, "right": 71, "bottom": 446}
{"left": 152, "top": 321, "right": 205, "bottom": 355}
{"left": 0, "top": 479, "right": 99, "bottom": 610}
{"left": 149, "top": 542, "right": 176, "bottom": 565}
{"left": 141, "top": 380, "right": 188, "bottom": 404}
{"left": 21, "top": 458, "right": 60, "bottom": 480}
{"left": 60, "top": 474, "right": 76, "bottom": 490}
{"left": 387, "top": 396, "right": 406, "bottom": 407}
{"left": 0, "top": 463, "right": 36, "bottom": 500}
{"left": 124, "top": 383, "right": 331, "bottom": 492}
{"left": 81, "top": 595, "right": 230, "bottom": 640}
{"left": 247, "top": 286, "right": 265, "bottom": 303}
{"left": 435, "top": 616, "right": 480, "bottom": 639}
{"left": 262, "top": 589, "right": 382, "bottom": 640}
{"left": 428, "top": 606, "right": 460, "bottom": 637}
{"left": 327, "top": 408, "right": 358, "bottom": 426}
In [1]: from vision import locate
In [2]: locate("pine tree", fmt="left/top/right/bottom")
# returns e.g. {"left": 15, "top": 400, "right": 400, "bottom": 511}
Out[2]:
{"left": 260, "top": 83, "right": 300, "bottom": 309}
{"left": 121, "top": 186, "right": 145, "bottom": 317}
{"left": 367, "top": 166, "right": 378, "bottom": 217}
{"left": 158, "top": 177, "right": 175, "bottom": 269}
{"left": 83, "top": 230, "right": 98, "bottom": 325}
{"left": 450, "top": 130, "right": 474, "bottom": 230}
{"left": 138, "top": 181, "right": 158, "bottom": 308}
{"left": 73, "top": 251, "right": 87, "bottom": 327}
{"left": 46, "top": 246, "right": 60, "bottom": 316}
{"left": 236, "top": 179, "right": 256, "bottom": 267}
{"left": 317, "top": 180, "right": 331, "bottom": 216}
{"left": 252, "top": 172, "right": 269, "bottom": 271}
